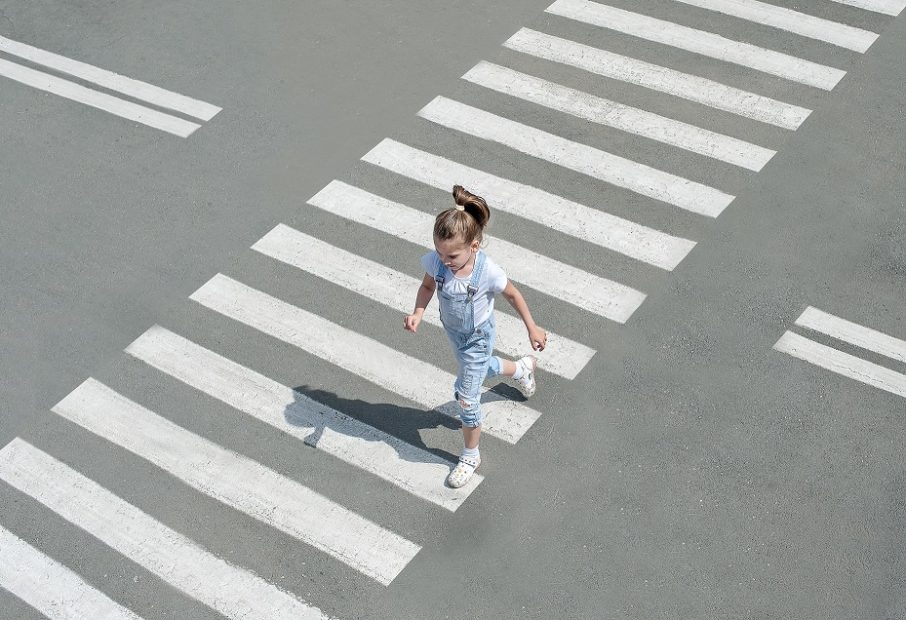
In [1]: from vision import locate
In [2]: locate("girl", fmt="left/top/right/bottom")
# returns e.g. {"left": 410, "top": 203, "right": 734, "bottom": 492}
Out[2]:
{"left": 404, "top": 185, "right": 547, "bottom": 488}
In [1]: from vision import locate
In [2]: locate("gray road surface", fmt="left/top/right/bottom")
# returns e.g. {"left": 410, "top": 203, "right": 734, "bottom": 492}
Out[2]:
{"left": 1, "top": 1, "right": 904, "bottom": 619}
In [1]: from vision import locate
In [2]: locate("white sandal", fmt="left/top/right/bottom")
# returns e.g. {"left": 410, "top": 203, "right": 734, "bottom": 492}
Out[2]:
{"left": 447, "top": 455, "right": 481, "bottom": 488}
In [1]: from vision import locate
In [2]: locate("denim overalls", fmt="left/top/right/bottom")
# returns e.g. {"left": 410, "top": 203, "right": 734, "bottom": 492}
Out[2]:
{"left": 434, "top": 251, "right": 501, "bottom": 428}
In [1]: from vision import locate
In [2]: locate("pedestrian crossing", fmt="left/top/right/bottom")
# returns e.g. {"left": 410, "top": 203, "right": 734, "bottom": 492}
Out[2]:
{"left": 462, "top": 61, "right": 777, "bottom": 171}
{"left": 418, "top": 96, "right": 737, "bottom": 216}
{"left": 361, "top": 139, "right": 697, "bottom": 270}
{"left": 123, "top": 325, "right": 483, "bottom": 509}
{"left": 828, "top": 0, "right": 905, "bottom": 15}
{"left": 309, "top": 180, "right": 647, "bottom": 321}
{"left": 251, "top": 224, "right": 596, "bottom": 379}
{"left": 774, "top": 306, "right": 906, "bottom": 399}
{"left": 2, "top": 1, "right": 900, "bottom": 617}
{"left": 502, "top": 28, "right": 813, "bottom": 129}
{"left": 672, "top": 0, "right": 879, "bottom": 52}
{"left": 545, "top": 0, "right": 847, "bottom": 89}
{"left": 0, "top": 525, "right": 146, "bottom": 620}
{"left": 0, "top": 35, "right": 220, "bottom": 137}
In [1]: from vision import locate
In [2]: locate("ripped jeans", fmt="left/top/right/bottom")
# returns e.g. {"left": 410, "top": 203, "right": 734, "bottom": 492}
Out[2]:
{"left": 445, "top": 314, "right": 500, "bottom": 428}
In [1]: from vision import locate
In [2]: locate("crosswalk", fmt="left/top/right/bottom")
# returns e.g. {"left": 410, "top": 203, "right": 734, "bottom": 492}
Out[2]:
{"left": 774, "top": 306, "right": 906, "bottom": 399}
{"left": 0, "top": 35, "right": 220, "bottom": 137}
{"left": 2, "top": 1, "right": 902, "bottom": 617}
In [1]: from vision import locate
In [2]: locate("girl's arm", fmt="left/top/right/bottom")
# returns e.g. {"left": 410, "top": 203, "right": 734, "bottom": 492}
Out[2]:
{"left": 404, "top": 274, "right": 436, "bottom": 333}
{"left": 501, "top": 281, "right": 547, "bottom": 351}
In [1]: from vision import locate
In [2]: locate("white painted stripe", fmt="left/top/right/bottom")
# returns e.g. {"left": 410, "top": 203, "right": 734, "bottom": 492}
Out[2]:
{"left": 418, "top": 97, "right": 734, "bottom": 217}
{"left": 363, "top": 139, "right": 696, "bottom": 270}
{"left": 674, "top": 0, "right": 878, "bottom": 52}
{"left": 546, "top": 0, "right": 846, "bottom": 90}
{"left": 0, "top": 59, "right": 200, "bottom": 137}
{"left": 0, "top": 525, "right": 144, "bottom": 620}
{"left": 795, "top": 306, "right": 906, "bottom": 364}
{"left": 53, "top": 379, "right": 420, "bottom": 585}
{"left": 774, "top": 331, "right": 906, "bottom": 399}
{"left": 827, "top": 0, "right": 904, "bottom": 16}
{"left": 504, "top": 29, "right": 810, "bottom": 130}
{"left": 0, "top": 35, "right": 220, "bottom": 120}
{"left": 0, "top": 439, "right": 328, "bottom": 620}
{"left": 125, "top": 326, "right": 482, "bottom": 510}
{"left": 462, "top": 61, "right": 776, "bottom": 171}
{"left": 310, "top": 181, "right": 647, "bottom": 321}
{"left": 190, "top": 275, "right": 543, "bottom": 444}
{"left": 253, "top": 224, "right": 595, "bottom": 380}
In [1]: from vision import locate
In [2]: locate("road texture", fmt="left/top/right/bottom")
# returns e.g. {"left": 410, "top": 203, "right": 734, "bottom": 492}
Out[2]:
{"left": 1, "top": 1, "right": 904, "bottom": 619}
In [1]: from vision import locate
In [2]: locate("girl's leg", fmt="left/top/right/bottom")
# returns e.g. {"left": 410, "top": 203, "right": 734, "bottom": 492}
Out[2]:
{"left": 489, "top": 354, "right": 538, "bottom": 398}
{"left": 495, "top": 358, "right": 518, "bottom": 378}
{"left": 447, "top": 327, "right": 492, "bottom": 488}
{"left": 462, "top": 424, "right": 481, "bottom": 450}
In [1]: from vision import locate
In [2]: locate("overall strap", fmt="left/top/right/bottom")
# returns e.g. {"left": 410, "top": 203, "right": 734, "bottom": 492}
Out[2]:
{"left": 432, "top": 252, "right": 446, "bottom": 290}
{"left": 466, "top": 251, "right": 486, "bottom": 302}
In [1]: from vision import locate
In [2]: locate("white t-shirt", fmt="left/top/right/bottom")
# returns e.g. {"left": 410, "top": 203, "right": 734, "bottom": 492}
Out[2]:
{"left": 421, "top": 250, "right": 508, "bottom": 326}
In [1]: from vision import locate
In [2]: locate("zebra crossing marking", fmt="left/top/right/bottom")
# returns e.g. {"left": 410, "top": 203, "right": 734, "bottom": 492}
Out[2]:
{"left": 125, "top": 325, "right": 483, "bottom": 510}
{"left": 252, "top": 224, "right": 596, "bottom": 380}
{"left": 0, "top": 58, "right": 201, "bottom": 137}
{"left": 0, "top": 35, "right": 220, "bottom": 120}
{"left": 503, "top": 28, "right": 811, "bottom": 130}
{"left": 362, "top": 139, "right": 696, "bottom": 270}
{"left": 827, "top": 0, "right": 905, "bottom": 16}
{"left": 418, "top": 96, "right": 735, "bottom": 216}
{"left": 0, "top": 524, "right": 145, "bottom": 620}
{"left": 673, "top": 0, "right": 878, "bottom": 52}
{"left": 462, "top": 61, "right": 776, "bottom": 171}
{"left": 774, "top": 332, "right": 906, "bottom": 399}
{"left": 53, "top": 379, "right": 421, "bottom": 585}
{"left": 309, "top": 180, "right": 647, "bottom": 322}
{"left": 190, "top": 274, "right": 543, "bottom": 444}
{"left": 545, "top": 0, "right": 846, "bottom": 90}
{"left": 794, "top": 306, "right": 906, "bottom": 364}
{"left": 0, "top": 35, "right": 219, "bottom": 136}
{"left": 0, "top": 438, "right": 330, "bottom": 620}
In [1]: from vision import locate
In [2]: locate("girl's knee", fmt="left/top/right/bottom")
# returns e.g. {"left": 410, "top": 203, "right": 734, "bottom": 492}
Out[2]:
{"left": 457, "top": 398, "right": 482, "bottom": 427}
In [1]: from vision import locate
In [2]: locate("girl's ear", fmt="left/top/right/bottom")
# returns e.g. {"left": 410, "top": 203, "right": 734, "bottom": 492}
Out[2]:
{"left": 470, "top": 239, "right": 480, "bottom": 252}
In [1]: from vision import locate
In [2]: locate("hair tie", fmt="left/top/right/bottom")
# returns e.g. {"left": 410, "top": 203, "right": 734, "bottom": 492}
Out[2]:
{"left": 454, "top": 204, "right": 465, "bottom": 211}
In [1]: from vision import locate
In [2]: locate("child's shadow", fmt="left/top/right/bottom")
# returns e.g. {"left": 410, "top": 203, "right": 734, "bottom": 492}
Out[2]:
{"left": 283, "top": 380, "right": 524, "bottom": 466}
{"left": 284, "top": 385, "right": 462, "bottom": 464}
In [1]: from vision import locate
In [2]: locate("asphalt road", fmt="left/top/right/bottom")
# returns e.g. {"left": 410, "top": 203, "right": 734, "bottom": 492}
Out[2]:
{"left": 1, "top": 1, "right": 905, "bottom": 619}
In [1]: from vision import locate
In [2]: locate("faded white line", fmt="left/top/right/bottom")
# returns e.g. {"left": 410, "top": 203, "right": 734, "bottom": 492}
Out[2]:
{"left": 253, "top": 225, "right": 595, "bottom": 380}
{"left": 0, "top": 58, "right": 200, "bottom": 137}
{"left": 827, "top": 0, "right": 904, "bottom": 16}
{"left": 774, "top": 331, "right": 906, "bottom": 399}
{"left": 418, "top": 97, "right": 734, "bottom": 217}
{"left": 53, "top": 379, "right": 421, "bottom": 585}
{"left": 546, "top": 0, "right": 846, "bottom": 90}
{"left": 0, "top": 35, "right": 220, "bottom": 120}
{"left": 0, "top": 439, "right": 329, "bottom": 620}
{"left": 125, "top": 326, "right": 483, "bottom": 511}
{"left": 309, "top": 181, "right": 647, "bottom": 322}
{"left": 363, "top": 139, "right": 696, "bottom": 270}
{"left": 795, "top": 306, "right": 906, "bottom": 364}
{"left": 0, "top": 524, "right": 145, "bottom": 620}
{"left": 674, "top": 0, "right": 878, "bottom": 52}
{"left": 190, "top": 275, "right": 543, "bottom": 444}
{"left": 462, "top": 61, "right": 776, "bottom": 170}
{"left": 504, "top": 28, "right": 810, "bottom": 130}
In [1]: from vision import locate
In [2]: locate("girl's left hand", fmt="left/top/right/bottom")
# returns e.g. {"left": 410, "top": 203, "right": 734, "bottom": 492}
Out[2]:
{"left": 528, "top": 326, "right": 547, "bottom": 352}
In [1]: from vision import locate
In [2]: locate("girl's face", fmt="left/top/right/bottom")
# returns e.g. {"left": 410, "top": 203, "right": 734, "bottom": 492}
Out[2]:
{"left": 435, "top": 236, "right": 479, "bottom": 273}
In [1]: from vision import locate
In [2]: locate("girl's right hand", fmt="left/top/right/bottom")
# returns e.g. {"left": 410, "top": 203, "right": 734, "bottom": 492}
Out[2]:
{"left": 404, "top": 314, "right": 421, "bottom": 333}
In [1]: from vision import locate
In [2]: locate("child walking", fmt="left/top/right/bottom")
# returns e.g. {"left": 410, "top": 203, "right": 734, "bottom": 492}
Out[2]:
{"left": 404, "top": 185, "right": 547, "bottom": 488}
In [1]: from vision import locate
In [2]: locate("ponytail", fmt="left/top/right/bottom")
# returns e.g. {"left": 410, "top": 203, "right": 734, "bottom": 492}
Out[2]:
{"left": 434, "top": 185, "right": 491, "bottom": 244}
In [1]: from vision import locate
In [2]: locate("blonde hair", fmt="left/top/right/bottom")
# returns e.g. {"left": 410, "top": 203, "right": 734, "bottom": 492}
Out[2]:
{"left": 433, "top": 185, "right": 491, "bottom": 245}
